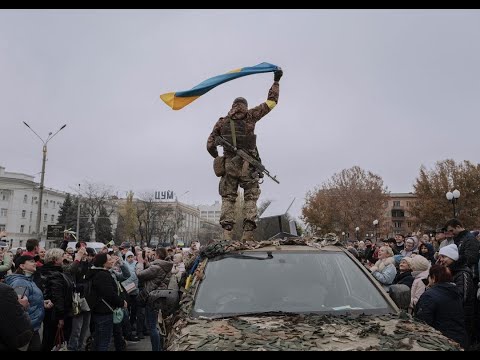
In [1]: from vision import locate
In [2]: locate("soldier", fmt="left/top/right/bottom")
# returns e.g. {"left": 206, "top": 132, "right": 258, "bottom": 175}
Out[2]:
{"left": 207, "top": 68, "right": 283, "bottom": 242}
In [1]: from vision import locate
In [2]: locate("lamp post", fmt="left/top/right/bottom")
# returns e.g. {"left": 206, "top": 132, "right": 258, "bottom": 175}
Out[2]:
{"left": 355, "top": 226, "right": 360, "bottom": 241}
{"left": 341, "top": 231, "right": 346, "bottom": 242}
{"left": 373, "top": 219, "right": 379, "bottom": 241}
{"left": 23, "top": 122, "right": 67, "bottom": 239}
{"left": 446, "top": 189, "right": 460, "bottom": 218}
{"left": 76, "top": 184, "right": 81, "bottom": 241}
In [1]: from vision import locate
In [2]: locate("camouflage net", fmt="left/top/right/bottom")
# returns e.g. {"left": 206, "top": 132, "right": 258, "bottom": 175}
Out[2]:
{"left": 165, "top": 236, "right": 463, "bottom": 351}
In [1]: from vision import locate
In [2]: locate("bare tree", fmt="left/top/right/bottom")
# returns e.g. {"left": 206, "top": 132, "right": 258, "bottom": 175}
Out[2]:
{"left": 80, "top": 182, "right": 116, "bottom": 242}
{"left": 115, "top": 191, "right": 138, "bottom": 244}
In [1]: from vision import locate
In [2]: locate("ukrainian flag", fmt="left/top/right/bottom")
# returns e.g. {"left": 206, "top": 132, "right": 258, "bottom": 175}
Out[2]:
{"left": 160, "top": 62, "right": 280, "bottom": 110}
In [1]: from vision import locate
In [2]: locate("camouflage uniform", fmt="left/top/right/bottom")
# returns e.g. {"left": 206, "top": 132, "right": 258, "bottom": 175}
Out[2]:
{"left": 207, "top": 81, "right": 280, "bottom": 238}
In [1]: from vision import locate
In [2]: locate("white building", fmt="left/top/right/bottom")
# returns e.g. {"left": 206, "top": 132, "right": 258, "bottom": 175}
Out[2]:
{"left": 0, "top": 166, "right": 67, "bottom": 247}
{"left": 198, "top": 200, "right": 221, "bottom": 224}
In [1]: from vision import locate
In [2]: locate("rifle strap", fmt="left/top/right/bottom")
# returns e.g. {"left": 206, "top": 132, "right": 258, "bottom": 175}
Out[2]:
{"left": 229, "top": 118, "right": 237, "bottom": 149}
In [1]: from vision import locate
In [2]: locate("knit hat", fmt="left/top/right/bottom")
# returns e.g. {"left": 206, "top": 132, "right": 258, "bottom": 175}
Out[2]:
{"left": 125, "top": 251, "right": 135, "bottom": 258}
{"left": 410, "top": 255, "right": 430, "bottom": 272}
{"left": 439, "top": 244, "right": 459, "bottom": 261}
{"left": 393, "top": 254, "right": 404, "bottom": 266}
{"left": 401, "top": 256, "right": 413, "bottom": 269}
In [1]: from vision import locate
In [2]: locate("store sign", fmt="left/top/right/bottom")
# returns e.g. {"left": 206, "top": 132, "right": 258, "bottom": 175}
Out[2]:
{"left": 154, "top": 190, "right": 175, "bottom": 201}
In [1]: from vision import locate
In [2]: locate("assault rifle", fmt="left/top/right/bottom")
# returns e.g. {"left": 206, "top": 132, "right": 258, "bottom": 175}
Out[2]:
{"left": 215, "top": 136, "right": 280, "bottom": 184}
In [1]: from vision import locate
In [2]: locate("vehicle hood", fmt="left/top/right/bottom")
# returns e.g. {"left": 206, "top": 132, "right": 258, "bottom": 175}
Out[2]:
{"left": 166, "top": 313, "right": 461, "bottom": 351}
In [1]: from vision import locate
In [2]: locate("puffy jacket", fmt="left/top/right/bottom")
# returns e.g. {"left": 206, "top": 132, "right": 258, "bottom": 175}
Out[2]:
{"left": 415, "top": 282, "right": 467, "bottom": 348}
{"left": 38, "top": 262, "right": 73, "bottom": 320}
{"left": 4, "top": 274, "right": 44, "bottom": 331}
{"left": 136, "top": 259, "right": 173, "bottom": 306}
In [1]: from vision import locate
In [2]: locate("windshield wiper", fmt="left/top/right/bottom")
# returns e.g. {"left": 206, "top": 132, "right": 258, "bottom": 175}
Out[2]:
{"left": 216, "top": 252, "right": 273, "bottom": 261}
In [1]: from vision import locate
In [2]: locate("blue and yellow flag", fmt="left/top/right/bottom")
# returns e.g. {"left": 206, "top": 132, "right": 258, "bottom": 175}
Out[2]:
{"left": 160, "top": 62, "right": 280, "bottom": 110}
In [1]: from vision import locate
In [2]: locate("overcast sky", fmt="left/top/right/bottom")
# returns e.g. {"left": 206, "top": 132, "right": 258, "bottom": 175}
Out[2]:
{"left": 1, "top": 9, "right": 479, "bottom": 220}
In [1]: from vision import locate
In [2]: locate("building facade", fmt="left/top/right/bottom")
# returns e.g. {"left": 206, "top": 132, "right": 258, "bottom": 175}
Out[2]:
{"left": 0, "top": 166, "right": 67, "bottom": 247}
{"left": 198, "top": 201, "right": 221, "bottom": 224}
{"left": 381, "top": 192, "right": 418, "bottom": 238}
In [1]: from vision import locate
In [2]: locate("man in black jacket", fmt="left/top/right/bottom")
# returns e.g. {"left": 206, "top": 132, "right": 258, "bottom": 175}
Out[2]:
{"left": 0, "top": 282, "right": 33, "bottom": 351}
{"left": 445, "top": 219, "right": 479, "bottom": 279}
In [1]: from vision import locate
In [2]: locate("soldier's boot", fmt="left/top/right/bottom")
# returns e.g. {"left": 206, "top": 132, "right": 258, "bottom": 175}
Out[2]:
{"left": 223, "top": 229, "right": 233, "bottom": 241}
{"left": 241, "top": 230, "right": 255, "bottom": 243}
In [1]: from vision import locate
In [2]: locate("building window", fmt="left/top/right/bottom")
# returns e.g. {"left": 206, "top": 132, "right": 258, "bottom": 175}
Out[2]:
{"left": 52, "top": 201, "right": 56, "bottom": 209}
{"left": 43, "top": 227, "right": 47, "bottom": 235}
{"left": 22, "top": 210, "right": 26, "bottom": 218}
{"left": 393, "top": 201, "right": 401, "bottom": 207}
{"left": 20, "top": 225, "right": 24, "bottom": 233}
{"left": 0, "top": 209, "right": 6, "bottom": 217}
{"left": 23, "top": 194, "right": 28, "bottom": 203}
{"left": 19, "top": 240, "right": 23, "bottom": 247}
{"left": 51, "top": 215, "right": 54, "bottom": 222}
{"left": 0, "top": 224, "right": 5, "bottom": 231}
{"left": 394, "top": 221, "right": 402, "bottom": 228}
{"left": 44, "top": 213, "right": 47, "bottom": 221}
{"left": 44, "top": 200, "right": 48, "bottom": 208}
{"left": 28, "top": 225, "right": 31, "bottom": 233}
{"left": 30, "top": 212, "right": 33, "bottom": 221}
{"left": 407, "top": 222, "right": 412, "bottom": 228}
{"left": 1, "top": 192, "right": 8, "bottom": 201}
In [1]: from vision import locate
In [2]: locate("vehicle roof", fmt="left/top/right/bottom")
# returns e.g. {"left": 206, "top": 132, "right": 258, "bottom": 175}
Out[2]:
{"left": 241, "top": 245, "right": 343, "bottom": 252}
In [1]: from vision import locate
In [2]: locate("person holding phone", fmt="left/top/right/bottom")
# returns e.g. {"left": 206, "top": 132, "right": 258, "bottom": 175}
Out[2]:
{"left": 4, "top": 255, "right": 52, "bottom": 351}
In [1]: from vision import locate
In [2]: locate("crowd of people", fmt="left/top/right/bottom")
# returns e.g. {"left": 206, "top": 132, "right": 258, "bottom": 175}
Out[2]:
{"left": 0, "top": 237, "right": 199, "bottom": 351}
{"left": 347, "top": 218, "right": 480, "bottom": 350}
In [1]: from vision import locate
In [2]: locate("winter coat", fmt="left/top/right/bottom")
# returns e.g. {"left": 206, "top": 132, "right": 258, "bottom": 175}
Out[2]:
{"left": 0, "top": 283, "right": 33, "bottom": 351}
{"left": 454, "top": 230, "right": 480, "bottom": 277}
{"left": 415, "top": 282, "right": 467, "bottom": 348}
{"left": 123, "top": 260, "right": 139, "bottom": 295}
{"left": 38, "top": 262, "right": 74, "bottom": 320}
{"left": 371, "top": 257, "right": 396, "bottom": 287}
{"left": 136, "top": 259, "right": 173, "bottom": 306}
{"left": 63, "top": 259, "right": 92, "bottom": 297}
{"left": 410, "top": 269, "right": 429, "bottom": 311}
{"left": 4, "top": 274, "right": 44, "bottom": 331}
{"left": 450, "top": 262, "right": 475, "bottom": 337}
{"left": 85, "top": 267, "right": 124, "bottom": 315}
{"left": 393, "top": 270, "right": 414, "bottom": 288}
{"left": 110, "top": 260, "right": 131, "bottom": 302}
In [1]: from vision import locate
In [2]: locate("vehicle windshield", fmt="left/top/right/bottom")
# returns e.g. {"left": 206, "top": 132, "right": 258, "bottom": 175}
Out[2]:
{"left": 192, "top": 250, "right": 394, "bottom": 318}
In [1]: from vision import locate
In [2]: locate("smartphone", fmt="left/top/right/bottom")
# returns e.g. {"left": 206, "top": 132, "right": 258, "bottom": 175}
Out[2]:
{"left": 14, "top": 286, "right": 28, "bottom": 298}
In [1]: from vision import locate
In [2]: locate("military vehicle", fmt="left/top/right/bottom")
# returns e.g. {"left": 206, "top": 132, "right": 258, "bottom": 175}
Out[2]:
{"left": 163, "top": 237, "right": 462, "bottom": 351}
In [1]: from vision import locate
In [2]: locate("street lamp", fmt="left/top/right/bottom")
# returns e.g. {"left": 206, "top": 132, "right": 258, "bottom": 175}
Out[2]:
{"left": 341, "top": 231, "right": 346, "bottom": 242}
{"left": 446, "top": 189, "right": 461, "bottom": 218}
{"left": 355, "top": 226, "right": 360, "bottom": 241}
{"left": 373, "top": 219, "right": 379, "bottom": 241}
{"left": 23, "top": 122, "right": 67, "bottom": 239}
{"left": 76, "top": 184, "right": 81, "bottom": 241}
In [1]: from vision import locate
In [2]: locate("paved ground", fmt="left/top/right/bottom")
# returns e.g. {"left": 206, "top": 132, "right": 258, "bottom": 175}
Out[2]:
{"left": 125, "top": 336, "right": 152, "bottom": 351}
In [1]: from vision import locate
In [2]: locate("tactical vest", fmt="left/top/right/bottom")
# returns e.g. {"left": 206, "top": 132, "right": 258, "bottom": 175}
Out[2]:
{"left": 220, "top": 117, "right": 256, "bottom": 151}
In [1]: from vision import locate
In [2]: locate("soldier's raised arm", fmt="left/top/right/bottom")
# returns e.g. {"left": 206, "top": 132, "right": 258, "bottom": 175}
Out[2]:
{"left": 249, "top": 69, "right": 282, "bottom": 122}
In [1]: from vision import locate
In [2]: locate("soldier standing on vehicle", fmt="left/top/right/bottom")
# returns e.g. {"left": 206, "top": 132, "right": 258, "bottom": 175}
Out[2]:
{"left": 207, "top": 69, "right": 283, "bottom": 242}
